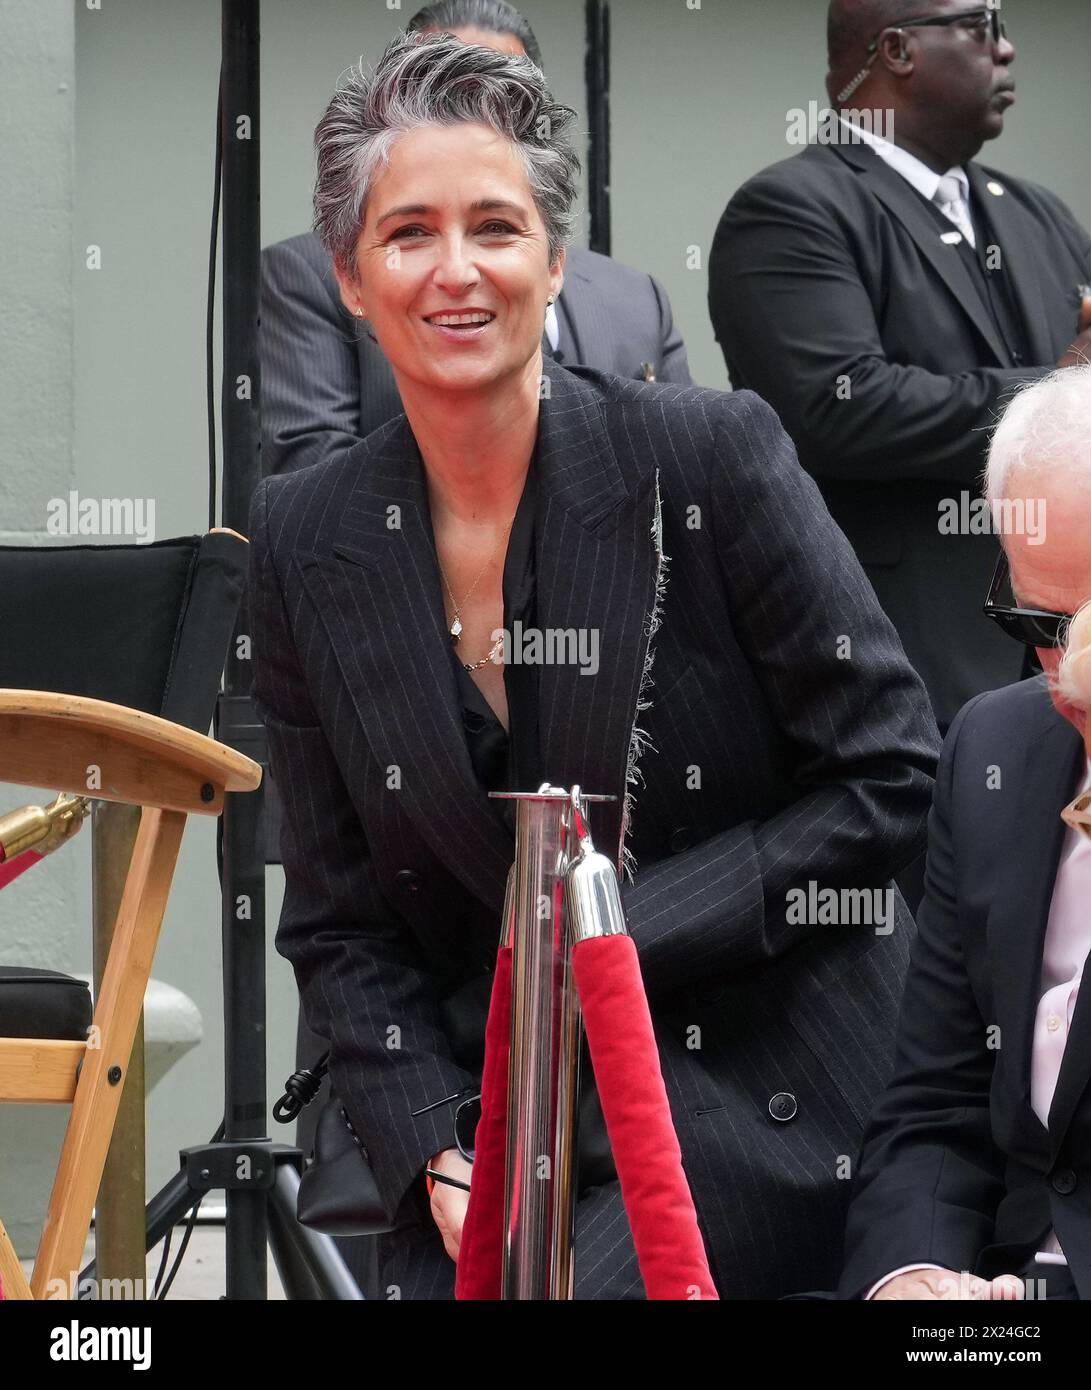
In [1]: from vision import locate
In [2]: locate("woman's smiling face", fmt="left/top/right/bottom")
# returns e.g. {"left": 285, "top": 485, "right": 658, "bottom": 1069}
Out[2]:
{"left": 336, "top": 122, "right": 565, "bottom": 395}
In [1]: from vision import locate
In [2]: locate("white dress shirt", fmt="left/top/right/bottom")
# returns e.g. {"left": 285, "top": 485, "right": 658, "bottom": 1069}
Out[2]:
{"left": 839, "top": 117, "right": 976, "bottom": 248}
{"left": 544, "top": 298, "right": 560, "bottom": 352}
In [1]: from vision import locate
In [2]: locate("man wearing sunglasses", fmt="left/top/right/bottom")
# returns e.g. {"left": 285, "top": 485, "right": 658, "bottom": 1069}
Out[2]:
{"left": 839, "top": 367, "right": 1091, "bottom": 1300}
{"left": 710, "top": 0, "right": 1091, "bottom": 733}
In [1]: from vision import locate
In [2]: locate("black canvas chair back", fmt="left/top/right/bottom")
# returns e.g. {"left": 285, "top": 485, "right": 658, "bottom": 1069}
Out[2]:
{"left": 0, "top": 532, "right": 247, "bottom": 732}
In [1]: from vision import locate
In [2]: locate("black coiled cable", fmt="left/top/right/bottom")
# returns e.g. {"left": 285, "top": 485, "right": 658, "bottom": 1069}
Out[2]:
{"left": 272, "top": 1052, "right": 330, "bottom": 1123}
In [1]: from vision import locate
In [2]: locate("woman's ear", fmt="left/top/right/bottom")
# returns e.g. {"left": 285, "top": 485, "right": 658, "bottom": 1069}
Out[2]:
{"left": 549, "top": 246, "right": 566, "bottom": 302}
{"left": 332, "top": 257, "right": 364, "bottom": 318}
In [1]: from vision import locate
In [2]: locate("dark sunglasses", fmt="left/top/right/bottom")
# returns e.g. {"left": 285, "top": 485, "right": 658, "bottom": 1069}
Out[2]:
{"left": 839, "top": 2, "right": 1007, "bottom": 101}
{"left": 868, "top": 3, "right": 1008, "bottom": 56}
{"left": 412, "top": 1085, "right": 481, "bottom": 1165}
{"left": 983, "top": 551, "right": 1073, "bottom": 649}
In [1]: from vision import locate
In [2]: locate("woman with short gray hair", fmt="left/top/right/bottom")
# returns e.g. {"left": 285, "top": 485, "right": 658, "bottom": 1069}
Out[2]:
{"left": 250, "top": 30, "right": 938, "bottom": 1299}
{"left": 314, "top": 32, "right": 577, "bottom": 289}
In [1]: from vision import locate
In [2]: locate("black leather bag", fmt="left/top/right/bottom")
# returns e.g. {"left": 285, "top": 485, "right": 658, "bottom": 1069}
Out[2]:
{"left": 276, "top": 977, "right": 616, "bottom": 1238}
{"left": 274, "top": 1054, "right": 394, "bottom": 1237}
{"left": 287, "top": 1077, "right": 614, "bottom": 1238}
{"left": 298, "top": 1095, "right": 393, "bottom": 1237}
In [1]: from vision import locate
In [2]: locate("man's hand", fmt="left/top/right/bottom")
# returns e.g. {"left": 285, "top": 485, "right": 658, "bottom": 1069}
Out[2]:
{"left": 427, "top": 1147, "right": 473, "bottom": 1263}
{"left": 1057, "top": 294, "right": 1091, "bottom": 368}
{"left": 874, "top": 1269, "right": 1026, "bottom": 1300}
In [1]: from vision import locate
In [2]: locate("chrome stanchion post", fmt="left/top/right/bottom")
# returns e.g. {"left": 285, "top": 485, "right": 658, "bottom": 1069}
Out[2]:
{"left": 499, "top": 786, "right": 570, "bottom": 1300}
{"left": 491, "top": 786, "right": 612, "bottom": 1300}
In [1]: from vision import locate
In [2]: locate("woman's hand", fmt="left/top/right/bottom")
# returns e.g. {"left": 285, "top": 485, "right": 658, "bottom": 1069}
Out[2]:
{"left": 427, "top": 1147, "right": 473, "bottom": 1262}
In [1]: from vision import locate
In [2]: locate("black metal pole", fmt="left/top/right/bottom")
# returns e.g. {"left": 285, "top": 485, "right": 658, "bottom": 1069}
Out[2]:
{"left": 585, "top": 0, "right": 611, "bottom": 256}
{"left": 219, "top": 0, "right": 267, "bottom": 1300}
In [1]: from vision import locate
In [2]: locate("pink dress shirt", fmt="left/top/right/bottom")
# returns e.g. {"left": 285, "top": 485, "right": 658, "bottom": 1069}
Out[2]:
{"left": 1028, "top": 757, "right": 1091, "bottom": 1259}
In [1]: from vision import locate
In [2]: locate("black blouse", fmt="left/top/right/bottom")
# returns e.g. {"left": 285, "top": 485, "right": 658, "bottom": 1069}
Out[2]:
{"left": 446, "top": 455, "right": 542, "bottom": 827}
{"left": 433, "top": 451, "right": 616, "bottom": 1187}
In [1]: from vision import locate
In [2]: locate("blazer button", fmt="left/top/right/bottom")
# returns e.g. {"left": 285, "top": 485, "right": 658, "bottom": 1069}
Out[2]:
{"left": 395, "top": 868, "right": 423, "bottom": 894}
{"left": 669, "top": 826, "right": 694, "bottom": 854}
{"left": 1051, "top": 1168, "right": 1077, "bottom": 1195}
{"left": 768, "top": 1092, "right": 798, "bottom": 1123}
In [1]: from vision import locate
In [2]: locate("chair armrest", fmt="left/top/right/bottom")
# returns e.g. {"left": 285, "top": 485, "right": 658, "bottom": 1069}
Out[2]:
{"left": 0, "top": 690, "right": 261, "bottom": 815}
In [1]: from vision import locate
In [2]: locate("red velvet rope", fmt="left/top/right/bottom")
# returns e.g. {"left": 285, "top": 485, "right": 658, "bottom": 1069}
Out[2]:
{"left": 573, "top": 934, "right": 718, "bottom": 1299}
{"left": 0, "top": 849, "right": 42, "bottom": 891}
{"left": 456, "top": 934, "right": 718, "bottom": 1300}
{"left": 454, "top": 944, "right": 512, "bottom": 1300}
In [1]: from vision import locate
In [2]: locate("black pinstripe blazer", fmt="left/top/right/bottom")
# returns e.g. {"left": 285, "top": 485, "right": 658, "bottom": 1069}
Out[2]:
{"left": 260, "top": 232, "right": 692, "bottom": 476}
{"left": 249, "top": 356, "right": 940, "bottom": 1297}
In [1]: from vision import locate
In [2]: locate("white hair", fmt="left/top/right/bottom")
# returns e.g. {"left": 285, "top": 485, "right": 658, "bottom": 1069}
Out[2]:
{"left": 1057, "top": 602, "right": 1091, "bottom": 712}
{"left": 984, "top": 364, "right": 1091, "bottom": 504}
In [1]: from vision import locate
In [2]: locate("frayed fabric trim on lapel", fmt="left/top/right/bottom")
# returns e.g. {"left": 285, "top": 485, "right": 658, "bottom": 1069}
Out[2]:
{"left": 620, "top": 468, "right": 669, "bottom": 884}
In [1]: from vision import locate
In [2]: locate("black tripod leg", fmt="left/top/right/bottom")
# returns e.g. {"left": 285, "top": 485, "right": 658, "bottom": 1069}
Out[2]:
{"left": 144, "top": 1168, "right": 206, "bottom": 1249}
{"left": 267, "top": 1164, "right": 364, "bottom": 1300}
{"left": 78, "top": 1165, "right": 208, "bottom": 1295}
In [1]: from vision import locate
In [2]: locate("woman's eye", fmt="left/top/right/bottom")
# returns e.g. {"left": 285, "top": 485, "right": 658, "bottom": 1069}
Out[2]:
{"left": 389, "top": 222, "right": 514, "bottom": 240}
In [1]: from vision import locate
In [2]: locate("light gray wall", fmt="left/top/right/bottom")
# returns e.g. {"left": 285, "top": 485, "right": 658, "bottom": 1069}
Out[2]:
{"left": 0, "top": 0, "right": 82, "bottom": 1257}
{"left": 2, "top": 0, "right": 1088, "bottom": 1258}
{"left": 0, "top": 0, "right": 75, "bottom": 544}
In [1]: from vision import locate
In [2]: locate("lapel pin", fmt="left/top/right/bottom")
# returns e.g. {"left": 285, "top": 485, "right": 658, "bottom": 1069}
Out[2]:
{"left": 640, "top": 362, "right": 657, "bottom": 382}
{"left": 940, "top": 230, "right": 963, "bottom": 245}
{"left": 986, "top": 181, "right": 1005, "bottom": 197}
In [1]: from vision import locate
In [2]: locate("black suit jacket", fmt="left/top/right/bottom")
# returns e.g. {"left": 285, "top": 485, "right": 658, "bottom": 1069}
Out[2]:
{"left": 248, "top": 355, "right": 940, "bottom": 1297}
{"left": 709, "top": 141, "right": 1091, "bottom": 727}
{"left": 839, "top": 676, "right": 1091, "bottom": 1298}
{"left": 261, "top": 232, "right": 692, "bottom": 475}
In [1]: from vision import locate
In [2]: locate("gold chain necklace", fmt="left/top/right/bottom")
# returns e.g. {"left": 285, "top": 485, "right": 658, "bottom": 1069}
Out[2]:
{"left": 437, "top": 518, "right": 514, "bottom": 672}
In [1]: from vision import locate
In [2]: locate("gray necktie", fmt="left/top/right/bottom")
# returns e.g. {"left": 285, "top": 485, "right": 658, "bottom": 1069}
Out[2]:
{"left": 934, "top": 174, "right": 976, "bottom": 249}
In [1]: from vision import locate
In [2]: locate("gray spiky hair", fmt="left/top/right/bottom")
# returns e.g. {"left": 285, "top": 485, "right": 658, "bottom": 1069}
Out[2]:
{"left": 313, "top": 30, "right": 580, "bottom": 277}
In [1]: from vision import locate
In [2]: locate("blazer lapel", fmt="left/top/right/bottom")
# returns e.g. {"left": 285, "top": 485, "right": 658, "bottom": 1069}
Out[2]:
{"left": 988, "top": 710, "right": 1084, "bottom": 1127}
{"left": 293, "top": 358, "right": 664, "bottom": 909}
{"left": 831, "top": 143, "right": 1010, "bottom": 366}
{"left": 556, "top": 253, "right": 645, "bottom": 379}
{"left": 533, "top": 357, "right": 664, "bottom": 873}
{"left": 296, "top": 425, "right": 513, "bottom": 915}
{"left": 966, "top": 164, "right": 1059, "bottom": 365}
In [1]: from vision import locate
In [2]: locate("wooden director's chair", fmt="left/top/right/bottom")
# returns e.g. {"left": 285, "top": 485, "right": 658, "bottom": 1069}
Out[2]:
{"left": 0, "top": 533, "right": 259, "bottom": 1300}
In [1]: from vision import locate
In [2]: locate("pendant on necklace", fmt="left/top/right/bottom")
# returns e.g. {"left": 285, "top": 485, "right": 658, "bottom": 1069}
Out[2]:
{"left": 449, "top": 615, "right": 463, "bottom": 644}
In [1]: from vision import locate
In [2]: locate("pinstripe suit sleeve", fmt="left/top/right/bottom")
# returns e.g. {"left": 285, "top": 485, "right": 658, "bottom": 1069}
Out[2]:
{"left": 261, "top": 241, "right": 363, "bottom": 475}
{"left": 248, "top": 477, "right": 475, "bottom": 1218}
{"left": 623, "top": 391, "right": 938, "bottom": 993}
{"left": 649, "top": 273, "right": 692, "bottom": 385}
